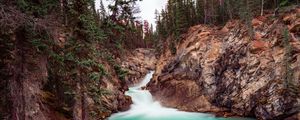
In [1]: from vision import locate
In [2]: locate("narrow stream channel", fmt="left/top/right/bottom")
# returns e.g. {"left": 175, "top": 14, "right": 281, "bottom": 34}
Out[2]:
{"left": 109, "top": 71, "right": 252, "bottom": 120}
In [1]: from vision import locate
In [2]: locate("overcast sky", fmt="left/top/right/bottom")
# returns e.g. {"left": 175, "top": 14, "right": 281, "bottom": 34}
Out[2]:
{"left": 95, "top": 0, "right": 168, "bottom": 27}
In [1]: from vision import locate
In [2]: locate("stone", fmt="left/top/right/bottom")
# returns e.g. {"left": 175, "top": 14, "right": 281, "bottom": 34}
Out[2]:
{"left": 252, "top": 19, "right": 263, "bottom": 27}
{"left": 250, "top": 40, "right": 268, "bottom": 54}
{"left": 148, "top": 8, "right": 300, "bottom": 120}
{"left": 121, "top": 48, "right": 157, "bottom": 85}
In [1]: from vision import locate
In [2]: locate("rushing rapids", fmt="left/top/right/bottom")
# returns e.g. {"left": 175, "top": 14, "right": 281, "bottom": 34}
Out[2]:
{"left": 108, "top": 71, "right": 251, "bottom": 120}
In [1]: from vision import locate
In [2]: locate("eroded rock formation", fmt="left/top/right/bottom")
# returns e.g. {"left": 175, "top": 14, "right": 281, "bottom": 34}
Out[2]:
{"left": 122, "top": 48, "right": 157, "bottom": 85}
{"left": 148, "top": 8, "right": 300, "bottom": 119}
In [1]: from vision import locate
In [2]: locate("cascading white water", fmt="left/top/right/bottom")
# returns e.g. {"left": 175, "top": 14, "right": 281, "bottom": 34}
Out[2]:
{"left": 108, "top": 71, "right": 252, "bottom": 120}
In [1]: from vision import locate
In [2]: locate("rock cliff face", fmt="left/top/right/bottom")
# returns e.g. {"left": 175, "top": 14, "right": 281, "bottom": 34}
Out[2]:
{"left": 122, "top": 48, "right": 157, "bottom": 85}
{"left": 148, "top": 8, "right": 300, "bottom": 119}
{"left": 0, "top": 29, "right": 132, "bottom": 120}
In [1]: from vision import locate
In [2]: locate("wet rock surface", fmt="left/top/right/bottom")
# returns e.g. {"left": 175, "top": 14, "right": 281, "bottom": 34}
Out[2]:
{"left": 122, "top": 48, "right": 157, "bottom": 85}
{"left": 148, "top": 8, "right": 300, "bottom": 119}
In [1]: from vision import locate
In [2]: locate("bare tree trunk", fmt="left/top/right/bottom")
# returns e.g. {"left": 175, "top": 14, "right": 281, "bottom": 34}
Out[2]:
{"left": 73, "top": 83, "right": 82, "bottom": 120}
{"left": 10, "top": 30, "right": 26, "bottom": 120}
{"left": 226, "top": 0, "right": 233, "bottom": 20}
{"left": 60, "top": 0, "right": 63, "bottom": 16}
{"left": 73, "top": 82, "right": 88, "bottom": 120}
{"left": 203, "top": 0, "right": 207, "bottom": 24}
{"left": 60, "top": 0, "right": 65, "bottom": 25}
{"left": 81, "top": 86, "right": 87, "bottom": 120}
{"left": 261, "top": 0, "right": 264, "bottom": 16}
{"left": 211, "top": 0, "right": 215, "bottom": 24}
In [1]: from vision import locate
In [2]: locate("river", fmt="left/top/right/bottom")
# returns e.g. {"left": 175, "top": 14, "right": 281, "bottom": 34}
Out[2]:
{"left": 109, "top": 71, "right": 252, "bottom": 120}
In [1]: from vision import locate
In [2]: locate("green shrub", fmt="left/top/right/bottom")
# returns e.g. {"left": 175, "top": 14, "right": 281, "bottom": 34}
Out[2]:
{"left": 79, "top": 14, "right": 106, "bottom": 41}
{"left": 114, "top": 64, "right": 128, "bottom": 81}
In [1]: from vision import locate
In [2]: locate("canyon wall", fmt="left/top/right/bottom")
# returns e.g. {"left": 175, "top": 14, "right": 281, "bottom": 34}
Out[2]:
{"left": 148, "top": 7, "right": 300, "bottom": 119}
{"left": 122, "top": 48, "right": 157, "bottom": 85}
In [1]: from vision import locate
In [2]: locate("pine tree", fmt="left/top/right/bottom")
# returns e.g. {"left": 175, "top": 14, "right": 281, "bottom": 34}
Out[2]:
{"left": 175, "top": 0, "right": 188, "bottom": 36}
{"left": 261, "top": 0, "right": 264, "bottom": 16}
{"left": 99, "top": 0, "right": 107, "bottom": 21}
{"left": 160, "top": 9, "right": 169, "bottom": 37}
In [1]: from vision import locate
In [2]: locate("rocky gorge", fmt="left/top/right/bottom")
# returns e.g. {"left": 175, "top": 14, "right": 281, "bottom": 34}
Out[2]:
{"left": 121, "top": 48, "right": 157, "bottom": 85}
{"left": 97, "top": 48, "right": 157, "bottom": 118}
{"left": 1, "top": 0, "right": 300, "bottom": 120}
{"left": 148, "top": 7, "right": 300, "bottom": 120}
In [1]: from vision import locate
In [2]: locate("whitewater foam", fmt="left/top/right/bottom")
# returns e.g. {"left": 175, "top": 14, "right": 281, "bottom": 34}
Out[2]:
{"left": 108, "top": 71, "right": 252, "bottom": 120}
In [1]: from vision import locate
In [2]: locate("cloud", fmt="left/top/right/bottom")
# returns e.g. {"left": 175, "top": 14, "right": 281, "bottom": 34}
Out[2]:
{"left": 138, "top": 0, "right": 167, "bottom": 27}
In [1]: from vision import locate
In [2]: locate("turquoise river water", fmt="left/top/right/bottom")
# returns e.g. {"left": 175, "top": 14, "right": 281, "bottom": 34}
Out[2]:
{"left": 108, "top": 71, "right": 253, "bottom": 120}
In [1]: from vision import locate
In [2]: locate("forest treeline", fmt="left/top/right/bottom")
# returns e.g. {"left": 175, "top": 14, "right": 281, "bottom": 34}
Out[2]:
{"left": 0, "top": 0, "right": 299, "bottom": 119}
{"left": 154, "top": 0, "right": 299, "bottom": 54}
{"left": 0, "top": 0, "right": 153, "bottom": 119}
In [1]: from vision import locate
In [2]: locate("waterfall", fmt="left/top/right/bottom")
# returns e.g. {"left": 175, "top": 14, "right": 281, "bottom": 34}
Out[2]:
{"left": 109, "top": 71, "right": 252, "bottom": 120}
